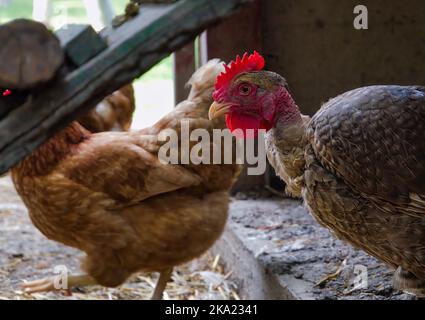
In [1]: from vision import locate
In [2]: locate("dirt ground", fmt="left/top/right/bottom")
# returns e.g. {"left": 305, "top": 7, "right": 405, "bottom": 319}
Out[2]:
{"left": 0, "top": 176, "right": 238, "bottom": 300}
{"left": 229, "top": 193, "right": 416, "bottom": 300}
{"left": 1, "top": 174, "right": 417, "bottom": 300}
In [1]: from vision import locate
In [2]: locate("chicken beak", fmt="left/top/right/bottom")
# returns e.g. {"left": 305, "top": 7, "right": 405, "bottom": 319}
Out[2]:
{"left": 208, "top": 102, "right": 233, "bottom": 120}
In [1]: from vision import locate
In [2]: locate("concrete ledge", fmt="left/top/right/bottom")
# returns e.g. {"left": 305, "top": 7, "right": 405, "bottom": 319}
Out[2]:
{"left": 213, "top": 197, "right": 415, "bottom": 300}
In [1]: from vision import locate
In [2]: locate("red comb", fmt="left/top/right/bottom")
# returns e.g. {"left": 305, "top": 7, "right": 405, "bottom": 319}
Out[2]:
{"left": 215, "top": 51, "right": 265, "bottom": 90}
{"left": 2, "top": 89, "right": 11, "bottom": 97}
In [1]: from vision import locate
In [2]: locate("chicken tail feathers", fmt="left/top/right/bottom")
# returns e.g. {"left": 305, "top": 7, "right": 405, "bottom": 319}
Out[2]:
{"left": 394, "top": 267, "right": 425, "bottom": 297}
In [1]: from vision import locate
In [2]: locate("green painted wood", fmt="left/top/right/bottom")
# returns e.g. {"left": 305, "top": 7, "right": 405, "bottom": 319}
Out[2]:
{"left": 0, "top": 0, "right": 252, "bottom": 174}
{"left": 56, "top": 24, "right": 107, "bottom": 67}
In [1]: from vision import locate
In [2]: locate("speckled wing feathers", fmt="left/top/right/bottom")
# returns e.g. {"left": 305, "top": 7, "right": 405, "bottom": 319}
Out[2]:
{"left": 308, "top": 85, "right": 425, "bottom": 214}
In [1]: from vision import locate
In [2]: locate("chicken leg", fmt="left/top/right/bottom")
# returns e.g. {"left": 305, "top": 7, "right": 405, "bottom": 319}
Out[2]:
{"left": 150, "top": 268, "right": 173, "bottom": 300}
{"left": 23, "top": 270, "right": 173, "bottom": 300}
{"left": 22, "top": 274, "right": 96, "bottom": 294}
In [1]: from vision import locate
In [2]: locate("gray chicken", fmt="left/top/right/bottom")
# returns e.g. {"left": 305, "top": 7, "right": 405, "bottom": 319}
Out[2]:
{"left": 208, "top": 52, "right": 425, "bottom": 296}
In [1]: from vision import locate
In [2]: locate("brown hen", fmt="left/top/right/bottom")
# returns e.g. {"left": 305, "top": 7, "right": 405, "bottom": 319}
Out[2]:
{"left": 77, "top": 84, "right": 136, "bottom": 133}
{"left": 11, "top": 60, "right": 241, "bottom": 299}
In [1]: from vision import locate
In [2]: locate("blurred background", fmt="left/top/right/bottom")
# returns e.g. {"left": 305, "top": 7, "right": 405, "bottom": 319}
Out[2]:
{"left": 0, "top": 0, "right": 174, "bottom": 129}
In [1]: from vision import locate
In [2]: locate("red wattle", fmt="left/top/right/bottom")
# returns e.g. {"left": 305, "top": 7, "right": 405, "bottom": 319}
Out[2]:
{"left": 226, "top": 113, "right": 270, "bottom": 139}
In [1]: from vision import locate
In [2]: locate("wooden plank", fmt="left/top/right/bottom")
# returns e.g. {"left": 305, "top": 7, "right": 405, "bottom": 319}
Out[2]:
{"left": 0, "top": 0, "right": 253, "bottom": 175}
{"left": 200, "top": 0, "right": 262, "bottom": 62}
{"left": 95, "top": 0, "right": 115, "bottom": 25}
{"left": 173, "top": 41, "right": 195, "bottom": 104}
{"left": 56, "top": 24, "right": 107, "bottom": 67}
{"left": 0, "top": 91, "right": 28, "bottom": 120}
{"left": 32, "top": 0, "right": 53, "bottom": 25}
{"left": 199, "top": 0, "right": 264, "bottom": 192}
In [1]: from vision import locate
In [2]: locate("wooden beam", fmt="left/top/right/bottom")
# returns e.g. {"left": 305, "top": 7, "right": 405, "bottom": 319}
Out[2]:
{"left": 200, "top": 0, "right": 262, "bottom": 62}
{"left": 0, "top": 0, "right": 253, "bottom": 175}
{"left": 199, "top": 0, "right": 264, "bottom": 192}
{"left": 96, "top": 0, "right": 115, "bottom": 25}
{"left": 32, "top": 0, "right": 52, "bottom": 25}
{"left": 173, "top": 42, "right": 195, "bottom": 104}
{"left": 56, "top": 24, "right": 108, "bottom": 67}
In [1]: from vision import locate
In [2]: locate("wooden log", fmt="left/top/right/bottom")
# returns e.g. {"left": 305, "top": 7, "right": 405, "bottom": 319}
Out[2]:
{"left": 0, "top": 19, "right": 64, "bottom": 90}
{"left": 0, "top": 0, "right": 253, "bottom": 175}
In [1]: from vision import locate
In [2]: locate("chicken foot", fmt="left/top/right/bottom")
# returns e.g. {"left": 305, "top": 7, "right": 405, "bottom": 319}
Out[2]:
{"left": 22, "top": 268, "right": 173, "bottom": 299}
{"left": 151, "top": 268, "right": 173, "bottom": 300}
{"left": 22, "top": 274, "right": 96, "bottom": 294}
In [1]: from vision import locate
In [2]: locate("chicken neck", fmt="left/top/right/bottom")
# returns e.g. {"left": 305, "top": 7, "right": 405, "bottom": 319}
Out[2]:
{"left": 265, "top": 92, "right": 309, "bottom": 196}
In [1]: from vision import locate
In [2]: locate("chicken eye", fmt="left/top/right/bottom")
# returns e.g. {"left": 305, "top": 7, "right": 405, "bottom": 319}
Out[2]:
{"left": 239, "top": 84, "right": 252, "bottom": 96}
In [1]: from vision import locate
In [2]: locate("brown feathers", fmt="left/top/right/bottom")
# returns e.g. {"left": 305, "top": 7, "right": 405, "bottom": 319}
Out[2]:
{"left": 13, "top": 122, "right": 90, "bottom": 176}
{"left": 11, "top": 60, "right": 241, "bottom": 288}
{"left": 78, "top": 84, "right": 135, "bottom": 133}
